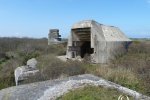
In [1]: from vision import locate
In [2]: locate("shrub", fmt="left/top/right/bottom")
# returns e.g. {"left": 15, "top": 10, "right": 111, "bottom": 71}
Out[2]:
{"left": 106, "top": 41, "right": 150, "bottom": 95}
{"left": 0, "top": 59, "right": 21, "bottom": 89}
{"left": 38, "top": 55, "right": 86, "bottom": 79}
{"left": 21, "top": 54, "right": 86, "bottom": 84}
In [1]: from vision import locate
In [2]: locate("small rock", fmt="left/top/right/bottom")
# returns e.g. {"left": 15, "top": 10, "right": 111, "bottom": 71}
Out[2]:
{"left": 27, "top": 58, "right": 37, "bottom": 69}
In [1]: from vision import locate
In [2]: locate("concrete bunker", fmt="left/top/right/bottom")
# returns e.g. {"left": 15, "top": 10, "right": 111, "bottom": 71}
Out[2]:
{"left": 66, "top": 20, "right": 131, "bottom": 63}
{"left": 48, "top": 29, "right": 61, "bottom": 45}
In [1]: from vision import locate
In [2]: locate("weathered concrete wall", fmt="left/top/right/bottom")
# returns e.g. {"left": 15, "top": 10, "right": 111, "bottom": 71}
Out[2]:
{"left": 0, "top": 74, "right": 149, "bottom": 100}
{"left": 66, "top": 35, "right": 73, "bottom": 58}
{"left": 48, "top": 29, "right": 61, "bottom": 45}
{"left": 66, "top": 20, "right": 131, "bottom": 63}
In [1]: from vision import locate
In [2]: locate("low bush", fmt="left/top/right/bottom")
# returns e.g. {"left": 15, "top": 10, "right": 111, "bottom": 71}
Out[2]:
{"left": 21, "top": 55, "right": 86, "bottom": 84}
{"left": 0, "top": 59, "right": 21, "bottom": 89}
{"left": 84, "top": 41, "right": 150, "bottom": 96}
{"left": 112, "top": 41, "right": 150, "bottom": 95}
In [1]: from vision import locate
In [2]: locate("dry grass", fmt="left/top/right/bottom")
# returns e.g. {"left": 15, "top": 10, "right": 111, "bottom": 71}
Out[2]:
{"left": 83, "top": 40, "right": 150, "bottom": 96}
{"left": 21, "top": 54, "right": 86, "bottom": 84}
{"left": 0, "top": 59, "right": 21, "bottom": 89}
{"left": 86, "top": 65, "right": 140, "bottom": 90}
{"left": 0, "top": 38, "right": 149, "bottom": 97}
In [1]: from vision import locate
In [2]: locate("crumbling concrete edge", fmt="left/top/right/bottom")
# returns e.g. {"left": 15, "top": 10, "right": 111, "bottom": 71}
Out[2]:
{"left": 38, "top": 74, "right": 150, "bottom": 100}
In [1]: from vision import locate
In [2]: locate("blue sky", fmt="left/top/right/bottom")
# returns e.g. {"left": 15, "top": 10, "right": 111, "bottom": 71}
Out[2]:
{"left": 0, "top": 0, "right": 150, "bottom": 38}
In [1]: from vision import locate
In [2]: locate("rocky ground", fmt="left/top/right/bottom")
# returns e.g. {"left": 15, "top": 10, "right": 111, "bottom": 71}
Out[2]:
{"left": 0, "top": 74, "right": 150, "bottom": 100}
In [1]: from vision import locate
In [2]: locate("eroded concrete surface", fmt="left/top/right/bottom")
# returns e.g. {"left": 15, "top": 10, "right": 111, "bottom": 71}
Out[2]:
{"left": 0, "top": 74, "right": 150, "bottom": 100}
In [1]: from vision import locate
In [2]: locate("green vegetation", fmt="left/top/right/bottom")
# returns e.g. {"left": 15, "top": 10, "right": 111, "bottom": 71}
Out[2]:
{"left": 57, "top": 86, "right": 133, "bottom": 100}
{"left": 85, "top": 64, "right": 141, "bottom": 90}
{"left": 21, "top": 56, "right": 86, "bottom": 84}
{"left": 0, "top": 37, "right": 149, "bottom": 98}
{"left": 0, "top": 37, "right": 67, "bottom": 89}
{"left": 84, "top": 40, "right": 150, "bottom": 96}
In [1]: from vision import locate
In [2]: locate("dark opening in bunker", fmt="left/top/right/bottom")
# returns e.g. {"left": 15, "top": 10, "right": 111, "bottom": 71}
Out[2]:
{"left": 72, "top": 28, "right": 94, "bottom": 58}
{"left": 80, "top": 41, "right": 94, "bottom": 58}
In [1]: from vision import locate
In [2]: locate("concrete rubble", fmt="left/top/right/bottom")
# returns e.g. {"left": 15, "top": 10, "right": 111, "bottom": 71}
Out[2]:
{"left": 14, "top": 58, "right": 39, "bottom": 86}
{"left": 48, "top": 29, "right": 61, "bottom": 45}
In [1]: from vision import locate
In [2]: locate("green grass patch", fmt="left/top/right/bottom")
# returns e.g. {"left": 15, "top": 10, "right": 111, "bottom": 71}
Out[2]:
{"left": 57, "top": 86, "right": 133, "bottom": 100}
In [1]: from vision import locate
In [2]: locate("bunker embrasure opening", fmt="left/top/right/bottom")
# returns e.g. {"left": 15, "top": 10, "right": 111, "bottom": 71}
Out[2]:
{"left": 71, "top": 28, "right": 94, "bottom": 58}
